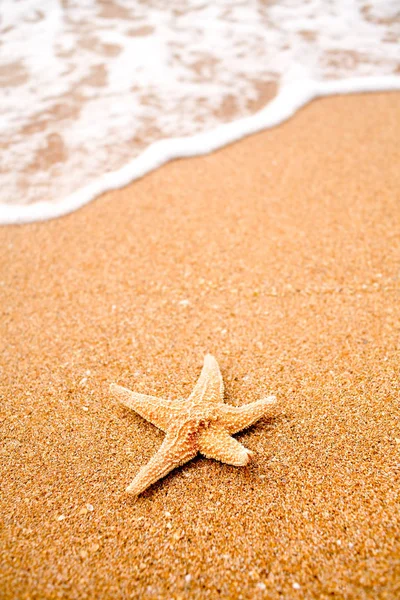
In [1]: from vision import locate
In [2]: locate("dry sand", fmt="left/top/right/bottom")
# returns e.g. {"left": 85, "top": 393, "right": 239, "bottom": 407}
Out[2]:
{"left": 1, "top": 92, "right": 400, "bottom": 599}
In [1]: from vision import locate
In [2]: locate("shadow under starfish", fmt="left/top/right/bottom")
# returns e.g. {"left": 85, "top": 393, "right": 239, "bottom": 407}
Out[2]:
{"left": 110, "top": 354, "right": 277, "bottom": 496}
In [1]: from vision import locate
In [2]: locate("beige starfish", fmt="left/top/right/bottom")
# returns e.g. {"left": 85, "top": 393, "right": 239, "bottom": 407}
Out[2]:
{"left": 110, "top": 354, "right": 277, "bottom": 495}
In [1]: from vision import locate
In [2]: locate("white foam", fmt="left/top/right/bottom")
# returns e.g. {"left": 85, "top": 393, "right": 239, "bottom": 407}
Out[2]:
{"left": 1, "top": 1, "right": 399, "bottom": 224}
{"left": 1, "top": 74, "right": 399, "bottom": 225}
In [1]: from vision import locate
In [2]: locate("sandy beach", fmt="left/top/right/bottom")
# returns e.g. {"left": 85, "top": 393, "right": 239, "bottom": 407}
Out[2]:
{"left": 1, "top": 92, "right": 400, "bottom": 599}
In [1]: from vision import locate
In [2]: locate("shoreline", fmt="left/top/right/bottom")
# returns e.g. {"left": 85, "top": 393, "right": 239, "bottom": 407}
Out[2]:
{"left": 1, "top": 75, "right": 400, "bottom": 225}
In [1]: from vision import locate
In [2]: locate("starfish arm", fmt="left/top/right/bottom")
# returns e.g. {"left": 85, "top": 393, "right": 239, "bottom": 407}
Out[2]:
{"left": 110, "top": 383, "right": 183, "bottom": 432}
{"left": 198, "top": 427, "right": 253, "bottom": 466}
{"left": 188, "top": 354, "right": 224, "bottom": 405}
{"left": 126, "top": 424, "right": 199, "bottom": 495}
{"left": 218, "top": 396, "right": 277, "bottom": 434}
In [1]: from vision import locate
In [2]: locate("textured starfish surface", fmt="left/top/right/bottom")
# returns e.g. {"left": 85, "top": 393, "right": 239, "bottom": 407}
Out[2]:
{"left": 110, "top": 354, "right": 277, "bottom": 495}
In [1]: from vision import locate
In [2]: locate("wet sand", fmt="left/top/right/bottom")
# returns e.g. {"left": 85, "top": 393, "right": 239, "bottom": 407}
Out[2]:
{"left": 1, "top": 92, "right": 400, "bottom": 599}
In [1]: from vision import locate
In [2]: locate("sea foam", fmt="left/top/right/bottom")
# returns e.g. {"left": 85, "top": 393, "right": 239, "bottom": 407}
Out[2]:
{"left": 0, "top": 1, "right": 399, "bottom": 224}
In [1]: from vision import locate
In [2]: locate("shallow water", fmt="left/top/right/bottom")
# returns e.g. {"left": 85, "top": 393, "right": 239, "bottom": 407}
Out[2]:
{"left": 1, "top": 0, "right": 399, "bottom": 222}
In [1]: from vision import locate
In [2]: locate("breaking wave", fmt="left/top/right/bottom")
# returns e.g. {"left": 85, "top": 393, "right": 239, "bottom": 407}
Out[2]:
{"left": 1, "top": 0, "right": 399, "bottom": 223}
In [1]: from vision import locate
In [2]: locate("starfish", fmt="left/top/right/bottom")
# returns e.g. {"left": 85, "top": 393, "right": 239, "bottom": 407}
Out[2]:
{"left": 110, "top": 354, "right": 277, "bottom": 495}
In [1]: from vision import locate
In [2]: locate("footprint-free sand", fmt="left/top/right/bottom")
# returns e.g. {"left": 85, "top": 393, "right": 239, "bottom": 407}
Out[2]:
{"left": 1, "top": 92, "right": 399, "bottom": 599}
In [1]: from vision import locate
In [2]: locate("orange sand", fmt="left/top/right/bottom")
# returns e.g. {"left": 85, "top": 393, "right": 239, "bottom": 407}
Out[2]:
{"left": 1, "top": 92, "right": 400, "bottom": 599}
